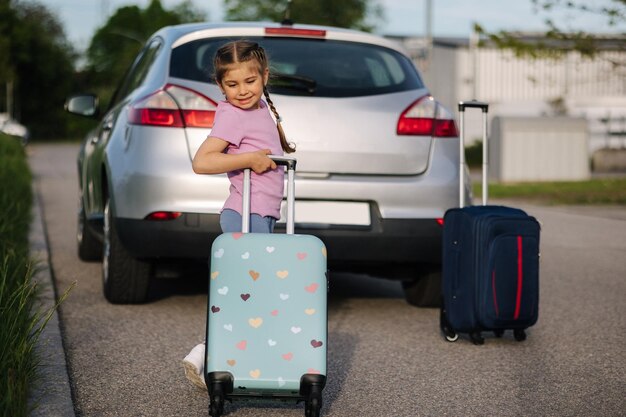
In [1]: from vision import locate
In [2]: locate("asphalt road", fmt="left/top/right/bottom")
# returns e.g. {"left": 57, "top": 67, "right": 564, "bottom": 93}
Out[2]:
{"left": 29, "top": 143, "right": 626, "bottom": 417}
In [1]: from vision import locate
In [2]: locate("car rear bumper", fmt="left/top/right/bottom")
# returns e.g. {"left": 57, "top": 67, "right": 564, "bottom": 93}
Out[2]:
{"left": 115, "top": 213, "right": 443, "bottom": 265}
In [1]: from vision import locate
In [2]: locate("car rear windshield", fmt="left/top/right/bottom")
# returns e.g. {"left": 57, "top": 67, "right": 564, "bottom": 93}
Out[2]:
{"left": 170, "top": 36, "right": 424, "bottom": 98}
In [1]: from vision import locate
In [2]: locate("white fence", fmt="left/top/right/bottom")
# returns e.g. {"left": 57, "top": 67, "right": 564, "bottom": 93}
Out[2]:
{"left": 490, "top": 116, "right": 590, "bottom": 182}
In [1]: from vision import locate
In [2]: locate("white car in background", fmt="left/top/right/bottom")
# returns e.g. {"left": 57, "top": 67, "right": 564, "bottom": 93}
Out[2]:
{"left": 0, "top": 113, "right": 29, "bottom": 145}
{"left": 65, "top": 22, "right": 469, "bottom": 305}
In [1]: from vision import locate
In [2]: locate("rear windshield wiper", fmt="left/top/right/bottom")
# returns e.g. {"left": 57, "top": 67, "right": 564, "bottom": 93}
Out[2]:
{"left": 270, "top": 73, "right": 317, "bottom": 94}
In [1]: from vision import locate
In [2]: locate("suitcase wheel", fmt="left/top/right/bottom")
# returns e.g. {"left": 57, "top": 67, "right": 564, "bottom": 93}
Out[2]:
{"left": 209, "top": 395, "right": 224, "bottom": 416}
{"left": 208, "top": 383, "right": 225, "bottom": 417}
{"left": 469, "top": 331, "right": 485, "bottom": 345}
{"left": 209, "top": 392, "right": 224, "bottom": 417}
{"left": 305, "top": 395, "right": 322, "bottom": 417}
{"left": 514, "top": 329, "right": 527, "bottom": 342}
{"left": 301, "top": 374, "right": 325, "bottom": 417}
{"left": 207, "top": 372, "right": 233, "bottom": 417}
{"left": 494, "top": 329, "right": 505, "bottom": 338}
{"left": 445, "top": 333, "right": 459, "bottom": 342}
{"left": 440, "top": 308, "right": 459, "bottom": 342}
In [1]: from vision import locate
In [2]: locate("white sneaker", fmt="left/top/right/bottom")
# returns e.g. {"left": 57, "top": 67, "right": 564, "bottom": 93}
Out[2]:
{"left": 183, "top": 343, "right": 207, "bottom": 390}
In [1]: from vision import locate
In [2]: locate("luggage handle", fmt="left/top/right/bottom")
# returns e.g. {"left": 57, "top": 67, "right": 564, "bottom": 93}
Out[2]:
{"left": 242, "top": 155, "right": 297, "bottom": 234}
{"left": 458, "top": 100, "right": 489, "bottom": 207}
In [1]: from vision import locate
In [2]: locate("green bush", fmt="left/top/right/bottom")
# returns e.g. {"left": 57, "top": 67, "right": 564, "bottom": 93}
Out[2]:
{"left": 0, "top": 133, "right": 35, "bottom": 416}
{"left": 0, "top": 134, "right": 74, "bottom": 417}
{"left": 0, "top": 133, "right": 37, "bottom": 417}
{"left": 465, "top": 141, "right": 483, "bottom": 167}
{"left": 0, "top": 133, "right": 74, "bottom": 416}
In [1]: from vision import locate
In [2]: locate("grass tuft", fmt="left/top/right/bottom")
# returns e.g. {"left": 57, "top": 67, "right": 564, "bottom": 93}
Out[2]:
{"left": 0, "top": 133, "right": 35, "bottom": 417}
{"left": 0, "top": 133, "right": 73, "bottom": 417}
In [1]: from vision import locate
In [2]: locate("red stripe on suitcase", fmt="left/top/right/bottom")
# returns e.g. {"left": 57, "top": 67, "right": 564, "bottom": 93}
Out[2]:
{"left": 514, "top": 235, "right": 523, "bottom": 320}
{"left": 492, "top": 269, "right": 499, "bottom": 317}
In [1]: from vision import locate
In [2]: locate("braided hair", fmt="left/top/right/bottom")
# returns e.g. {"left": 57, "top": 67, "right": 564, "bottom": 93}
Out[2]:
{"left": 213, "top": 40, "right": 295, "bottom": 154}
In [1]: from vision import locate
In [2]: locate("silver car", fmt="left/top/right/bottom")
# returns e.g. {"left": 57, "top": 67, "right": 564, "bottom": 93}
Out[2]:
{"left": 65, "top": 22, "right": 469, "bottom": 305}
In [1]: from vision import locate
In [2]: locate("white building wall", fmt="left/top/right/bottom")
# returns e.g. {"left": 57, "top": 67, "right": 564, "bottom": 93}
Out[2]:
{"left": 491, "top": 117, "right": 590, "bottom": 182}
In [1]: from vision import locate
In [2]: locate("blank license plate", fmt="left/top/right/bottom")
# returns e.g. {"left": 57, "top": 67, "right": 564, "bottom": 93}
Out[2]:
{"left": 278, "top": 201, "right": 371, "bottom": 226}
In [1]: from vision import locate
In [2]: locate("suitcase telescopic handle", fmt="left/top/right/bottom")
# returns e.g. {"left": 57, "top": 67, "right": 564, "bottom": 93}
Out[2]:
{"left": 458, "top": 100, "right": 489, "bottom": 112}
{"left": 242, "top": 155, "right": 297, "bottom": 234}
{"left": 458, "top": 100, "right": 489, "bottom": 207}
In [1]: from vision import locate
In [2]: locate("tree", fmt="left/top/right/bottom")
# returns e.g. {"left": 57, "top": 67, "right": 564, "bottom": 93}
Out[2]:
{"left": 2, "top": 1, "right": 78, "bottom": 139}
{"left": 0, "top": 1, "right": 16, "bottom": 86}
{"left": 223, "top": 0, "right": 384, "bottom": 32}
{"left": 86, "top": 0, "right": 206, "bottom": 98}
{"left": 474, "top": 0, "right": 625, "bottom": 59}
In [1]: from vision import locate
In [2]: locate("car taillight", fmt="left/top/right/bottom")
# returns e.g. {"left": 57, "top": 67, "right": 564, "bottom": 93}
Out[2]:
{"left": 397, "top": 96, "right": 459, "bottom": 137}
{"left": 145, "top": 211, "right": 182, "bottom": 221}
{"left": 128, "top": 84, "right": 217, "bottom": 128}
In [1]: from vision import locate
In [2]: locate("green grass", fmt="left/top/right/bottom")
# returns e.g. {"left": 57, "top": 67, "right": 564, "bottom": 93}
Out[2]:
{"left": 0, "top": 133, "right": 36, "bottom": 417}
{"left": 474, "top": 178, "right": 626, "bottom": 205}
{"left": 0, "top": 133, "right": 71, "bottom": 417}
{"left": 466, "top": 141, "right": 625, "bottom": 205}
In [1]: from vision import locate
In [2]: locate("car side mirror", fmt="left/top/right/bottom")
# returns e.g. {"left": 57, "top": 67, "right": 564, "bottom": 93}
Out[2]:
{"left": 65, "top": 94, "right": 99, "bottom": 118}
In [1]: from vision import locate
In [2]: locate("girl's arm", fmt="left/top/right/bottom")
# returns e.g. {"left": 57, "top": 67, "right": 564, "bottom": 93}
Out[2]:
{"left": 192, "top": 136, "right": 277, "bottom": 175}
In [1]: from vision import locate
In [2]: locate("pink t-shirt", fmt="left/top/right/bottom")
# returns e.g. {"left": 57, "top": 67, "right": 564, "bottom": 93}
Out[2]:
{"left": 209, "top": 100, "right": 284, "bottom": 219}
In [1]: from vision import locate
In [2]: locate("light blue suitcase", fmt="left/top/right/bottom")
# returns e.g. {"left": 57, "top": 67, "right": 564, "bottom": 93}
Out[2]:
{"left": 205, "top": 157, "right": 327, "bottom": 417}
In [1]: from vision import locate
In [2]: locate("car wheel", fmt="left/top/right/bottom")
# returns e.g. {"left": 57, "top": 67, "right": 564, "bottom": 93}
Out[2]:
{"left": 402, "top": 266, "right": 441, "bottom": 307}
{"left": 102, "top": 198, "right": 151, "bottom": 304}
{"left": 77, "top": 196, "right": 102, "bottom": 261}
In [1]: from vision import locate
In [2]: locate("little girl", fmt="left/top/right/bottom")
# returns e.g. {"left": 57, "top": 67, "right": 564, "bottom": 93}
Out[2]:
{"left": 183, "top": 40, "right": 295, "bottom": 389}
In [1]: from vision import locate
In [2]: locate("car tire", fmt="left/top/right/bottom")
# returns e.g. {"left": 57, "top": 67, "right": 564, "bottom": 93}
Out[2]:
{"left": 77, "top": 196, "right": 102, "bottom": 261}
{"left": 102, "top": 198, "right": 151, "bottom": 304}
{"left": 402, "top": 266, "right": 441, "bottom": 307}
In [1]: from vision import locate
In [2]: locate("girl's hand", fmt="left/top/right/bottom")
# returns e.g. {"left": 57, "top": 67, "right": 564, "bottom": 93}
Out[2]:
{"left": 249, "top": 149, "right": 277, "bottom": 174}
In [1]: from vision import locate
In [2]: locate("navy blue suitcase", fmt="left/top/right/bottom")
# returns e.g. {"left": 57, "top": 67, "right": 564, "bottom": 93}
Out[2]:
{"left": 440, "top": 101, "right": 541, "bottom": 345}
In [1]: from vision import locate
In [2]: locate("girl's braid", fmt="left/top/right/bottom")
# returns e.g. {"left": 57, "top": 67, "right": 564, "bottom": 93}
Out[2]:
{"left": 252, "top": 44, "right": 295, "bottom": 154}
{"left": 263, "top": 86, "right": 295, "bottom": 153}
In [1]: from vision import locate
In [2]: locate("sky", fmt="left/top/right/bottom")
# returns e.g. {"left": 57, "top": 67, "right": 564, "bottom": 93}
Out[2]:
{"left": 39, "top": 0, "right": 625, "bottom": 52}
